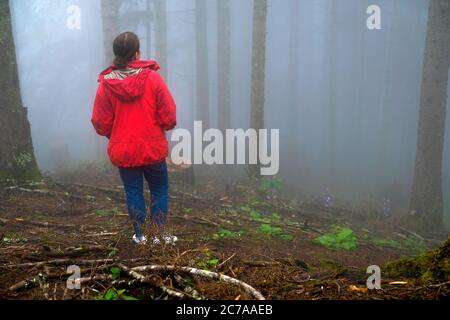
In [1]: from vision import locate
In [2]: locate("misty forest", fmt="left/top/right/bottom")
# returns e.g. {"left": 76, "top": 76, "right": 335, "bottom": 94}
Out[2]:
{"left": 0, "top": 0, "right": 449, "bottom": 300}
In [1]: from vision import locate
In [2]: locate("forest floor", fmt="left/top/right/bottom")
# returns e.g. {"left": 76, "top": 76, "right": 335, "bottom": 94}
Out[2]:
{"left": 0, "top": 163, "right": 449, "bottom": 300}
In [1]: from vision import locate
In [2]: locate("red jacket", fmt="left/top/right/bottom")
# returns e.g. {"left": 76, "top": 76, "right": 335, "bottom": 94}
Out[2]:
{"left": 92, "top": 60, "right": 176, "bottom": 167}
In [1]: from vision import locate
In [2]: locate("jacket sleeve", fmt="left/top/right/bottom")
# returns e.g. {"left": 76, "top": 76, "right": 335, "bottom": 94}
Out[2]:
{"left": 91, "top": 83, "right": 114, "bottom": 139}
{"left": 153, "top": 73, "right": 177, "bottom": 131}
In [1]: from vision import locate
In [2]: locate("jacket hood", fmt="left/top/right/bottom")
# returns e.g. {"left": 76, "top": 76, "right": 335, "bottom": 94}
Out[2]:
{"left": 98, "top": 60, "right": 160, "bottom": 101}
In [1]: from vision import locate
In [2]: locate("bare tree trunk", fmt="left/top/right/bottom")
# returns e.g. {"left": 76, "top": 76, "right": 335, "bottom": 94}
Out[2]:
{"left": 248, "top": 0, "right": 267, "bottom": 178}
{"left": 98, "top": 0, "right": 121, "bottom": 162}
{"left": 0, "top": 1, "right": 40, "bottom": 181}
{"left": 350, "top": 0, "right": 367, "bottom": 191}
{"left": 101, "top": 0, "right": 120, "bottom": 67}
{"left": 410, "top": 0, "right": 450, "bottom": 230}
{"left": 327, "top": 0, "right": 337, "bottom": 185}
{"left": 287, "top": 0, "right": 299, "bottom": 158}
{"left": 217, "top": 0, "right": 231, "bottom": 131}
{"left": 154, "top": 0, "right": 168, "bottom": 80}
{"left": 377, "top": 0, "right": 398, "bottom": 188}
{"left": 145, "top": 0, "right": 152, "bottom": 61}
{"left": 195, "top": 0, "right": 210, "bottom": 128}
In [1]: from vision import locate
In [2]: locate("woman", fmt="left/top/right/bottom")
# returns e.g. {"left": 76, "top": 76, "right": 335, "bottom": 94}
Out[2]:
{"left": 91, "top": 32, "right": 177, "bottom": 245}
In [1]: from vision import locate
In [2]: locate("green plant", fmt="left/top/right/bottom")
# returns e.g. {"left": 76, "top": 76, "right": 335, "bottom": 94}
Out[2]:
{"left": 212, "top": 228, "right": 244, "bottom": 240}
{"left": 96, "top": 288, "right": 138, "bottom": 300}
{"left": 249, "top": 210, "right": 263, "bottom": 220}
{"left": 196, "top": 258, "right": 220, "bottom": 270}
{"left": 271, "top": 212, "right": 281, "bottom": 221}
{"left": 259, "top": 224, "right": 283, "bottom": 235}
{"left": 110, "top": 267, "right": 121, "bottom": 280}
{"left": 372, "top": 238, "right": 402, "bottom": 248}
{"left": 95, "top": 207, "right": 120, "bottom": 217}
{"left": 371, "top": 236, "right": 425, "bottom": 252}
{"left": 1, "top": 235, "right": 28, "bottom": 245}
{"left": 258, "top": 176, "right": 283, "bottom": 193}
{"left": 258, "top": 224, "right": 294, "bottom": 241}
{"left": 280, "top": 234, "right": 294, "bottom": 241}
{"left": 182, "top": 206, "right": 193, "bottom": 213}
{"left": 316, "top": 226, "right": 358, "bottom": 250}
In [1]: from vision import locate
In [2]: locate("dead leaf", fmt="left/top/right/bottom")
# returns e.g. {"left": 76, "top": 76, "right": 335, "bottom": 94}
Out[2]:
{"left": 349, "top": 285, "right": 368, "bottom": 293}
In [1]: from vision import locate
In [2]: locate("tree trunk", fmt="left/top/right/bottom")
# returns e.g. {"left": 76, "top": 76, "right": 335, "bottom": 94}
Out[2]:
{"left": 248, "top": 0, "right": 267, "bottom": 177}
{"left": 350, "top": 0, "right": 367, "bottom": 190}
{"left": 101, "top": 0, "right": 120, "bottom": 67}
{"left": 217, "top": 0, "right": 231, "bottom": 131}
{"left": 145, "top": 0, "right": 152, "bottom": 61}
{"left": 195, "top": 0, "right": 210, "bottom": 128}
{"left": 154, "top": 0, "right": 168, "bottom": 80}
{"left": 0, "top": 1, "right": 40, "bottom": 181}
{"left": 377, "top": 0, "right": 398, "bottom": 188}
{"left": 287, "top": 0, "right": 299, "bottom": 157}
{"left": 327, "top": 0, "right": 337, "bottom": 185}
{"left": 410, "top": 0, "right": 450, "bottom": 230}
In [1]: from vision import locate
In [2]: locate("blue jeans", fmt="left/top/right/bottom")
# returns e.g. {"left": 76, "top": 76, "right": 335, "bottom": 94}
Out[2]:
{"left": 119, "top": 160, "right": 169, "bottom": 238}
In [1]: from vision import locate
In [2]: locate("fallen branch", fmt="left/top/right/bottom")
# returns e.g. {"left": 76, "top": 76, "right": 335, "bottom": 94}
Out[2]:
{"left": 174, "top": 274, "right": 205, "bottom": 300}
{"left": 117, "top": 263, "right": 189, "bottom": 300}
{"left": 398, "top": 227, "right": 425, "bottom": 241}
{"left": 132, "top": 265, "right": 265, "bottom": 300}
{"left": 2, "top": 257, "right": 146, "bottom": 269}
{"left": 5, "top": 186, "right": 94, "bottom": 202}
{"left": 8, "top": 264, "right": 115, "bottom": 292}
{"left": 1, "top": 217, "right": 99, "bottom": 232}
{"left": 171, "top": 215, "right": 220, "bottom": 227}
{"left": 34, "top": 245, "right": 108, "bottom": 259}
{"left": 218, "top": 253, "right": 236, "bottom": 269}
{"left": 242, "top": 261, "right": 280, "bottom": 267}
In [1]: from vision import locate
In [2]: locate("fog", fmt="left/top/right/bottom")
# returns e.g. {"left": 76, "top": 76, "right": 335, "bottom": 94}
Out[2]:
{"left": 9, "top": 0, "right": 450, "bottom": 223}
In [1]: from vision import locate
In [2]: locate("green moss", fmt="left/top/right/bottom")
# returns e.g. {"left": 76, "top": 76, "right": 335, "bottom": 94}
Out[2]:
{"left": 0, "top": 157, "right": 41, "bottom": 182}
{"left": 384, "top": 237, "right": 450, "bottom": 284}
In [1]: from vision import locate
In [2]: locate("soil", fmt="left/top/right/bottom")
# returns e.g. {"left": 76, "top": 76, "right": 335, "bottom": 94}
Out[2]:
{"left": 0, "top": 164, "right": 448, "bottom": 300}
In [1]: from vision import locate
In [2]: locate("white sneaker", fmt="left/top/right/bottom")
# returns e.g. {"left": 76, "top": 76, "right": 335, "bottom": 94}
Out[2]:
{"left": 149, "top": 234, "right": 178, "bottom": 246}
{"left": 151, "top": 236, "right": 161, "bottom": 245}
{"left": 161, "top": 233, "right": 178, "bottom": 245}
{"left": 132, "top": 234, "right": 147, "bottom": 245}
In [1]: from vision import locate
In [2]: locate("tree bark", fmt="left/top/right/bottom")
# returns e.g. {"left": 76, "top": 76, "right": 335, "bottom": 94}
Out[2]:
{"left": 350, "top": 0, "right": 367, "bottom": 190}
{"left": 217, "top": 0, "right": 231, "bottom": 131}
{"left": 327, "top": 0, "right": 337, "bottom": 184}
{"left": 287, "top": 0, "right": 300, "bottom": 162}
{"left": 145, "top": 0, "right": 152, "bottom": 61}
{"left": 410, "top": 0, "right": 450, "bottom": 230}
{"left": 248, "top": 0, "right": 268, "bottom": 177}
{"left": 0, "top": 1, "right": 40, "bottom": 181}
{"left": 377, "top": 0, "right": 398, "bottom": 188}
{"left": 101, "top": 0, "right": 120, "bottom": 67}
{"left": 195, "top": 0, "right": 210, "bottom": 128}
